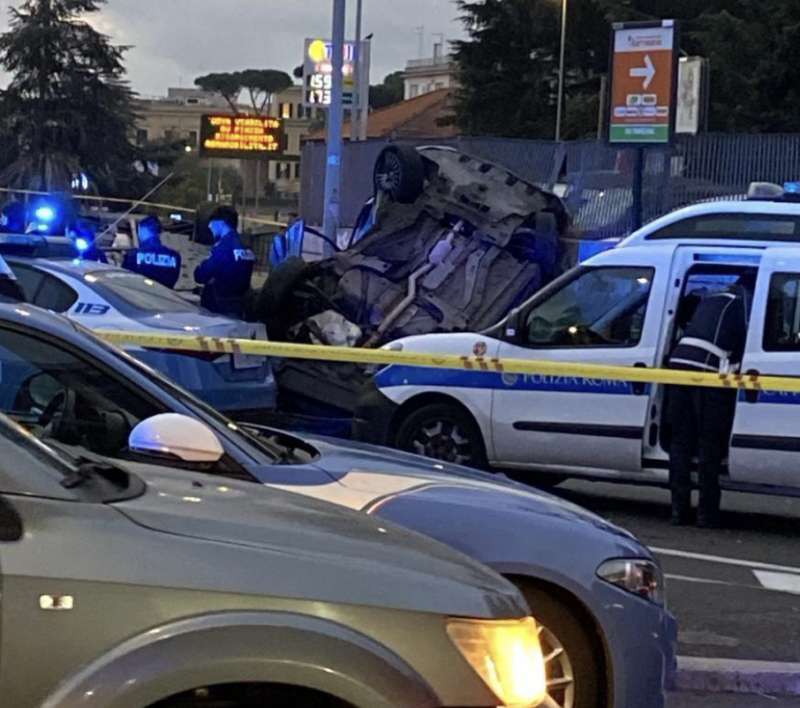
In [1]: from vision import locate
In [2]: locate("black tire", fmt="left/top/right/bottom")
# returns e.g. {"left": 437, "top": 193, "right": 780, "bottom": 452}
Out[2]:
{"left": 394, "top": 402, "right": 487, "bottom": 468}
{"left": 251, "top": 256, "right": 308, "bottom": 339}
{"left": 373, "top": 145, "right": 425, "bottom": 203}
{"left": 516, "top": 583, "right": 604, "bottom": 708}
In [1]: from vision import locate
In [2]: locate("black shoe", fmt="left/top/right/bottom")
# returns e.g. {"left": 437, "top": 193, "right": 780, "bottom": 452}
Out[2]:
{"left": 671, "top": 509, "right": 693, "bottom": 526}
{"left": 697, "top": 511, "right": 721, "bottom": 529}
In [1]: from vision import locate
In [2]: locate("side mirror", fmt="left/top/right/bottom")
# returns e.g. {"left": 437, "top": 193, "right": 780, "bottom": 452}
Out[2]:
{"left": 128, "top": 414, "right": 224, "bottom": 464}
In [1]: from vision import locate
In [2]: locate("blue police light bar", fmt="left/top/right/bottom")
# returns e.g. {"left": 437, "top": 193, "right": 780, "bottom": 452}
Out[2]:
{"left": 784, "top": 182, "right": 800, "bottom": 194}
{"left": 578, "top": 239, "right": 619, "bottom": 262}
{"left": 74, "top": 237, "right": 90, "bottom": 253}
{"left": 34, "top": 205, "right": 56, "bottom": 222}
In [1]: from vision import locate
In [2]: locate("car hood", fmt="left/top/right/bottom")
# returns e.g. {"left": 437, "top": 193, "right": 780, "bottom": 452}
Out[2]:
{"left": 295, "top": 434, "right": 646, "bottom": 553}
{"left": 113, "top": 462, "right": 526, "bottom": 619}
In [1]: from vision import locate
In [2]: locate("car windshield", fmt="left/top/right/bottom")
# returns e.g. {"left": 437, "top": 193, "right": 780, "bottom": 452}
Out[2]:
{"left": 0, "top": 409, "right": 76, "bottom": 479}
{"left": 88, "top": 271, "right": 197, "bottom": 314}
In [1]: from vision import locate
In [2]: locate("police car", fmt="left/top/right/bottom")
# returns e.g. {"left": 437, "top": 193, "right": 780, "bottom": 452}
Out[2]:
{"left": 355, "top": 184, "right": 800, "bottom": 497}
{"left": 2, "top": 241, "right": 275, "bottom": 415}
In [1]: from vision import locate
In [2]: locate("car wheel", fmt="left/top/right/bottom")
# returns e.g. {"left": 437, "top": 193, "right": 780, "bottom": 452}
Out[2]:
{"left": 251, "top": 256, "right": 308, "bottom": 338}
{"left": 516, "top": 583, "right": 604, "bottom": 708}
{"left": 395, "top": 403, "right": 487, "bottom": 468}
{"left": 373, "top": 145, "right": 425, "bottom": 203}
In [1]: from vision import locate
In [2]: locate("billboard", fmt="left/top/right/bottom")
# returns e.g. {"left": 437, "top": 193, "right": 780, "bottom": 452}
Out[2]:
{"left": 302, "top": 37, "right": 370, "bottom": 109}
{"left": 199, "top": 115, "right": 284, "bottom": 160}
{"left": 676, "top": 56, "right": 706, "bottom": 135}
{"left": 609, "top": 21, "right": 678, "bottom": 144}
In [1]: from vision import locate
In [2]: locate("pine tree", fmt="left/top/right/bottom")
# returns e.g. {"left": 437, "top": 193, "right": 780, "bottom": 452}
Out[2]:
{"left": 452, "top": 0, "right": 609, "bottom": 139}
{"left": 0, "top": 0, "right": 138, "bottom": 192}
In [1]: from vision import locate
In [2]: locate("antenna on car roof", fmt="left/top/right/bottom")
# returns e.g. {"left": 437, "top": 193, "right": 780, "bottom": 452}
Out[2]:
{"left": 94, "top": 172, "right": 176, "bottom": 242}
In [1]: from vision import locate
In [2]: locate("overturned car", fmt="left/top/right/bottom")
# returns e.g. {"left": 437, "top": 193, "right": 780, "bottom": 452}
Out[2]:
{"left": 253, "top": 145, "right": 573, "bottom": 421}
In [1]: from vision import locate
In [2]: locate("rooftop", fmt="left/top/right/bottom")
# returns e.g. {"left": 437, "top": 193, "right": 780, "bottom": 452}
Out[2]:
{"left": 308, "top": 89, "right": 457, "bottom": 141}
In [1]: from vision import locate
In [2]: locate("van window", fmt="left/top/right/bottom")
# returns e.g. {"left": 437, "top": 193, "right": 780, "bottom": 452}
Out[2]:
{"left": 764, "top": 273, "right": 800, "bottom": 350}
{"left": 523, "top": 266, "right": 654, "bottom": 347}
{"left": 648, "top": 214, "right": 800, "bottom": 242}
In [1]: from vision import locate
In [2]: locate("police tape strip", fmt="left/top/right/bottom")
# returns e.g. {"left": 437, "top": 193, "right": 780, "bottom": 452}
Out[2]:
{"left": 94, "top": 329, "right": 800, "bottom": 393}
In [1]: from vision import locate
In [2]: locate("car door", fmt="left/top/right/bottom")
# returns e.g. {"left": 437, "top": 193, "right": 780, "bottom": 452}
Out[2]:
{"left": 729, "top": 249, "right": 800, "bottom": 488}
{"left": 490, "top": 249, "right": 669, "bottom": 474}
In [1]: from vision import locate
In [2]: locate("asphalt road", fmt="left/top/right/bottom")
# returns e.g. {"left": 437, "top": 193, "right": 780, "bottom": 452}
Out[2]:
{"left": 670, "top": 692, "right": 800, "bottom": 707}
{"left": 552, "top": 480, "right": 800, "bottom": 663}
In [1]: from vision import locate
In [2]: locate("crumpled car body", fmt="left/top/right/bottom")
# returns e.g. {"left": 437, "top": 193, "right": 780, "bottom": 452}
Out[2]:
{"left": 260, "top": 145, "right": 572, "bottom": 419}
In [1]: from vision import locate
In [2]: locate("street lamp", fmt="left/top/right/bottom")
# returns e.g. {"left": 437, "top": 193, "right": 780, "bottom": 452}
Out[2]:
{"left": 555, "top": 0, "right": 567, "bottom": 142}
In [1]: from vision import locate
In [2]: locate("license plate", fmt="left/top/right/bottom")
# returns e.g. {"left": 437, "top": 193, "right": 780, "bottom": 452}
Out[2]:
{"left": 232, "top": 353, "right": 264, "bottom": 370}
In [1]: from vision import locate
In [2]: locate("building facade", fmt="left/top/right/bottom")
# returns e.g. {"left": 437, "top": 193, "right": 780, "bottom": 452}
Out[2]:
{"left": 402, "top": 44, "right": 457, "bottom": 100}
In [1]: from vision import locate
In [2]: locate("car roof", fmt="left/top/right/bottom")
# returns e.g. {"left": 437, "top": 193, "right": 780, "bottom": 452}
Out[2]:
{"left": 621, "top": 200, "right": 800, "bottom": 249}
{"left": 6, "top": 255, "right": 118, "bottom": 279}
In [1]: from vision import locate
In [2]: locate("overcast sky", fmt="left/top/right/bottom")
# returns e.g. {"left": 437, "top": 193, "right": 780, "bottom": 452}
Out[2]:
{"left": 0, "top": 0, "right": 466, "bottom": 95}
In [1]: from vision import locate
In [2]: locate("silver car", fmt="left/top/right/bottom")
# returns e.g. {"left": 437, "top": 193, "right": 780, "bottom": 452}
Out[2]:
{"left": 0, "top": 412, "right": 546, "bottom": 708}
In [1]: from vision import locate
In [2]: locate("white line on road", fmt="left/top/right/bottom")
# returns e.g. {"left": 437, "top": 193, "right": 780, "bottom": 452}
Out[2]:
{"left": 652, "top": 546, "right": 800, "bottom": 576}
{"left": 753, "top": 570, "right": 800, "bottom": 596}
{"left": 665, "top": 573, "right": 746, "bottom": 588}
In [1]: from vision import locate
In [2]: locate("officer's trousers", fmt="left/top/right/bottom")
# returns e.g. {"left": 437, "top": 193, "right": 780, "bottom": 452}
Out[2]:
{"left": 668, "top": 385, "right": 737, "bottom": 524}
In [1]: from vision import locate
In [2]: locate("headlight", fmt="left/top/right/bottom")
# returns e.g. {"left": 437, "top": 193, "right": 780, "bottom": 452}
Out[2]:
{"left": 447, "top": 616, "right": 546, "bottom": 707}
{"left": 597, "top": 558, "right": 664, "bottom": 605}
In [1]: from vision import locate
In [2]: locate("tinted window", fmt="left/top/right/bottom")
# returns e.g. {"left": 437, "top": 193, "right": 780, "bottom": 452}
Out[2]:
{"left": 11, "top": 264, "right": 45, "bottom": 301}
{"left": 91, "top": 271, "right": 196, "bottom": 314}
{"left": 649, "top": 214, "right": 800, "bottom": 242}
{"left": 764, "top": 273, "right": 800, "bottom": 350}
{"left": 34, "top": 275, "right": 78, "bottom": 312}
{"left": 8, "top": 264, "right": 77, "bottom": 313}
{"left": 523, "top": 267, "right": 654, "bottom": 347}
{"left": 0, "top": 328, "right": 160, "bottom": 457}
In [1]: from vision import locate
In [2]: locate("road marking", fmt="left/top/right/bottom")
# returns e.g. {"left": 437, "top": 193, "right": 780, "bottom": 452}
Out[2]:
{"left": 753, "top": 570, "right": 800, "bottom": 596}
{"left": 665, "top": 573, "right": 744, "bottom": 588}
{"left": 653, "top": 546, "right": 800, "bottom": 576}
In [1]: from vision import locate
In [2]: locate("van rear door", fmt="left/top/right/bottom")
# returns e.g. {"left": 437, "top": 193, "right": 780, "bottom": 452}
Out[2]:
{"left": 729, "top": 249, "right": 800, "bottom": 489}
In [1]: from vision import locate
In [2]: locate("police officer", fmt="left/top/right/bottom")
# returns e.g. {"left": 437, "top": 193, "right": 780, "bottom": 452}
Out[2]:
{"left": 67, "top": 220, "right": 108, "bottom": 263}
{"left": 122, "top": 216, "right": 182, "bottom": 288}
{"left": 666, "top": 274, "right": 754, "bottom": 528}
{"left": 194, "top": 206, "right": 254, "bottom": 317}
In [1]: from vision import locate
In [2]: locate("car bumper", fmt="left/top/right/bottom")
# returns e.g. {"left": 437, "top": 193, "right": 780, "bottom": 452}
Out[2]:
{"left": 596, "top": 580, "right": 678, "bottom": 708}
{"left": 352, "top": 377, "right": 400, "bottom": 446}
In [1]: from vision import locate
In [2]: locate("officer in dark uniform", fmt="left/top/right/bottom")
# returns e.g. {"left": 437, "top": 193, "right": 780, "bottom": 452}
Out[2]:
{"left": 666, "top": 274, "right": 755, "bottom": 528}
{"left": 194, "top": 206, "right": 254, "bottom": 317}
{"left": 122, "top": 216, "right": 182, "bottom": 289}
{"left": 67, "top": 220, "right": 108, "bottom": 263}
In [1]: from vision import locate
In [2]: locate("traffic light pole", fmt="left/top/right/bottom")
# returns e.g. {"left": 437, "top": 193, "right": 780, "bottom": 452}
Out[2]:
{"left": 322, "top": 0, "right": 346, "bottom": 255}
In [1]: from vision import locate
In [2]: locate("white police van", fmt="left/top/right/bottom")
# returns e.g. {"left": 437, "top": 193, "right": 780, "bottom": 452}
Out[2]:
{"left": 354, "top": 184, "right": 800, "bottom": 496}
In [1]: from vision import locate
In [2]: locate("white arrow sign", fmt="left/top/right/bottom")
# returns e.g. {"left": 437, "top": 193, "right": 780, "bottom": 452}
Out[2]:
{"left": 630, "top": 54, "right": 656, "bottom": 89}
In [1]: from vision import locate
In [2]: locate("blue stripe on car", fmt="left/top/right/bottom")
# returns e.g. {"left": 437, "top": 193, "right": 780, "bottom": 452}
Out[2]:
{"left": 740, "top": 390, "right": 800, "bottom": 405}
{"left": 375, "top": 365, "right": 642, "bottom": 395}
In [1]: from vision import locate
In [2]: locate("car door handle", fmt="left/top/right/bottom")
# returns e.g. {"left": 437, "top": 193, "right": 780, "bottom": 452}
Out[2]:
{"left": 632, "top": 362, "right": 648, "bottom": 396}
{"left": 744, "top": 369, "right": 760, "bottom": 404}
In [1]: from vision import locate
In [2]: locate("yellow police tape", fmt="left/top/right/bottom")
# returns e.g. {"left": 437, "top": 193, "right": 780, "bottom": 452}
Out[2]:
{"left": 95, "top": 329, "right": 800, "bottom": 394}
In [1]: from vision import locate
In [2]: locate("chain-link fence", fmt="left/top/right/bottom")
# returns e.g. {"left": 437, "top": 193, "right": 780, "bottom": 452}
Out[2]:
{"left": 300, "top": 133, "right": 800, "bottom": 239}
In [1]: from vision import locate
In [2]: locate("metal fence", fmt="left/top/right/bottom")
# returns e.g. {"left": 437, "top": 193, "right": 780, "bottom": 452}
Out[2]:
{"left": 300, "top": 133, "right": 800, "bottom": 239}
